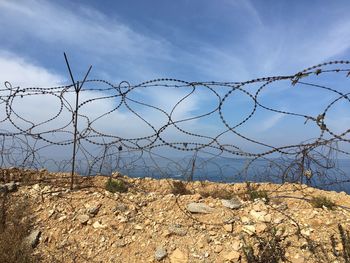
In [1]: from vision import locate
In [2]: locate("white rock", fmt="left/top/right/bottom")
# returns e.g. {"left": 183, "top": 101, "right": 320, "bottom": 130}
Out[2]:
{"left": 221, "top": 198, "right": 242, "bottom": 209}
{"left": 93, "top": 221, "right": 107, "bottom": 229}
{"left": 25, "top": 229, "right": 41, "bottom": 248}
{"left": 187, "top": 203, "right": 215, "bottom": 214}
{"left": 242, "top": 225, "right": 256, "bottom": 236}
{"left": 58, "top": 215, "right": 67, "bottom": 222}
{"left": 232, "top": 240, "right": 241, "bottom": 251}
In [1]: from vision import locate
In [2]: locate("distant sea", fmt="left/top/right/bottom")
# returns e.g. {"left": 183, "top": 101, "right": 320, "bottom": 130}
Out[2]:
{"left": 116, "top": 157, "right": 350, "bottom": 194}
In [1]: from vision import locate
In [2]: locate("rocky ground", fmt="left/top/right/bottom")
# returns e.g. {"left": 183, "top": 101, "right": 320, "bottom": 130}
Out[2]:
{"left": 1, "top": 168, "right": 350, "bottom": 263}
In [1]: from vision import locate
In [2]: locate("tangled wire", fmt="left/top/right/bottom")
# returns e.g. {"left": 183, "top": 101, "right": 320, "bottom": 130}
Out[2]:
{"left": 0, "top": 59, "right": 349, "bottom": 190}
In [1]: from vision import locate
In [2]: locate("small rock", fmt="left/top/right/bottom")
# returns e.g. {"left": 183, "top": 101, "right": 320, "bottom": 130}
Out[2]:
{"left": 242, "top": 225, "right": 256, "bottom": 236}
{"left": 77, "top": 214, "right": 90, "bottom": 225}
{"left": 169, "top": 248, "right": 188, "bottom": 263}
{"left": 223, "top": 216, "right": 237, "bottom": 224}
{"left": 263, "top": 214, "right": 271, "bottom": 223}
{"left": 223, "top": 251, "right": 240, "bottom": 261}
{"left": 214, "top": 245, "right": 223, "bottom": 253}
{"left": 32, "top": 184, "right": 41, "bottom": 191}
{"left": 310, "top": 218, "right": 322, "bottom": 227}
{"left": 187, "top": 203, "right": 215, "bottom": 214}
{"left": 241, "top": 216, "right": 250, "bottom": 224}
{"left": 273, "top": 217, "right": 284, "bottom": 224}
{"left": 256, "top": 223, "right": 267, "bottom": 233}
{"left": 252, "top": 201, "right": 266, "bottom": 211}
{"left": 250, "top": 210, "right": 272, "bottom": 223}
{"left": 168, "top": 224, "right": 187, "bottom": 236}
{"left": 93, "top": 221, "right": 107, "bottom": 229}
{"left": 232, "top": 240, "right": 241, "bottom": 251}
{"left": 209, "top": 230, "right": 217, "bottom": 236}
{"left": 25, "top": 229, "right": 41, "bottom": 248}
{"left": 249, "top": 210, "right": 266, "bottom": 220}
{"left": 221, "top": 197, "right": 242, "bottom": 209}
{"left": 277, "top": 203, "right": 288, "bottom": 211}
{"left": 48, "top": 209, "right": 55, "bottom": 218}
{"left": 117, "top": 215, "right": 128, "bottom": 223}
{"left": 291, "top": 254, "right": 305, "bottom": 263}
{"left": 58, "top": 215, "right": 67, "bottom": 222}
{"left": 88, "top": 204, "right": 101, "bottom": 216}
{"left": 134, "top": 225, "right": 143, "bottom": 230}
{"left": 223, "top": 224, "right": 233, "bottom": 233}
{"left": 155, "top": 247, "right": 167, "bottom": 261}
{"left": 301, "top": 228, "right": 312, "bottom": 237}
{"left": 335, "top": 242, "right": 343, "bottom": 251}
{"left": 115, "top": 239, "right": 128, "bottom": 247}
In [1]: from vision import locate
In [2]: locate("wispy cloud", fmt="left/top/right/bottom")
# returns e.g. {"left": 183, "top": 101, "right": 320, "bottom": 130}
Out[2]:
{"left": 258, "top": 113, "right": 285, "bottom": 132}
{"left": 0, "top": 51, "right": 62, "bottom": 86}
{"left": 0, "top": 0, "right": 349, "bottom": 157}
{"left": 0, "top": 0, "right": 170, "bottom": 58}
{"left": 0, "top": 0, "right": 173, "bottom": 81}
{"left": 1, "top": 0, "right": 350, "bottom": 82}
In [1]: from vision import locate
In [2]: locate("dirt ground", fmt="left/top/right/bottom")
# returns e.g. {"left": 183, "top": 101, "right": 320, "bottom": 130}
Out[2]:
{"left": 2, "top": 168, "right": 350, "bottom": 262}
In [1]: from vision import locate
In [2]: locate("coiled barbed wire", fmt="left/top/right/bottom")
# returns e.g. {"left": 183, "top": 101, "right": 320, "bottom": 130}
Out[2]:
{"left": 0, "top": 60, "right": 349, "bottom": 190}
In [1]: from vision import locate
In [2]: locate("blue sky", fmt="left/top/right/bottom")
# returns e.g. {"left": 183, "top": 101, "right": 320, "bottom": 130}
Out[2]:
{"left": 0, "top": 0, "right": 349, "bottom": 158}
{"left": 1, "top": 0, "right": 350, "bottom": 82}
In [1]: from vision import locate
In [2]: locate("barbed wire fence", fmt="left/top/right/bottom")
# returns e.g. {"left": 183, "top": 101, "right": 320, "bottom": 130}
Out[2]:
{"left": 0, "top": 54, "right": 349, "bottom": 192}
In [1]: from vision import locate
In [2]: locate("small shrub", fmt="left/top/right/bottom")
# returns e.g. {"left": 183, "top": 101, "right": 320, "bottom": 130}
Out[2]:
{"left": 171, "top": 181, "right": 192, "bottom": 195}
{"left": 105, "top": 178, "right": 128, "bottom": 193}
{"left": 249, "top": 190, "right": 269, "bottom": 202}
{"left": 338, "top": 224, "right": 350, "bottom": 262}
{"left": 242, "top": 227, "right": 288, "bottom": 263}
{"left": 244, "top": 182, "right": 270, "bottom": 203}
{"left": 310, "top": 196, "right": 335, "bottom": 210}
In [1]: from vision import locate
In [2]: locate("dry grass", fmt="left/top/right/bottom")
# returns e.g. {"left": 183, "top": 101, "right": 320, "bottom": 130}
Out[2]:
{"left": 0, "top": 192, "right": 38, "bottom": 263}
{"left": 242, "top": 226, "right": 289, "bottom": 263}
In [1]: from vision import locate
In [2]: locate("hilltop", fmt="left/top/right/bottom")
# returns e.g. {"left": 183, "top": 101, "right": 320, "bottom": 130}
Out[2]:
{"left": 1, "top": 168, "right": 350, "bottom": 262}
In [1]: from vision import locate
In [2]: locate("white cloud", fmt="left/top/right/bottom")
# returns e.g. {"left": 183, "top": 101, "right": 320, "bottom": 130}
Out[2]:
{"left": 0, "top": 0, "right": 171, "bottom": 60}
{"left": 0, "top": 0, "right": 175, "bottom": 82}
{"left": 258, "top": 113, "right": 285, "bottom": 132}
{"left": 0, "top": 52, "right": 202, "bottom": 144}
{"left": 0, "top": 51, "right": 62, "bottom": 87}
{"left": 0, "top": 0, "right": 349, "bottom": 159}
{"left": 1, "top": 0, "right": 350, "bottom": 82}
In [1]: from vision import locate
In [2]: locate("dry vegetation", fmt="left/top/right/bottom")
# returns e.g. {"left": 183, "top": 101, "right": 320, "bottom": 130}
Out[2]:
{"left": 0, "top": 192, "right": 38, "bottom": 263}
